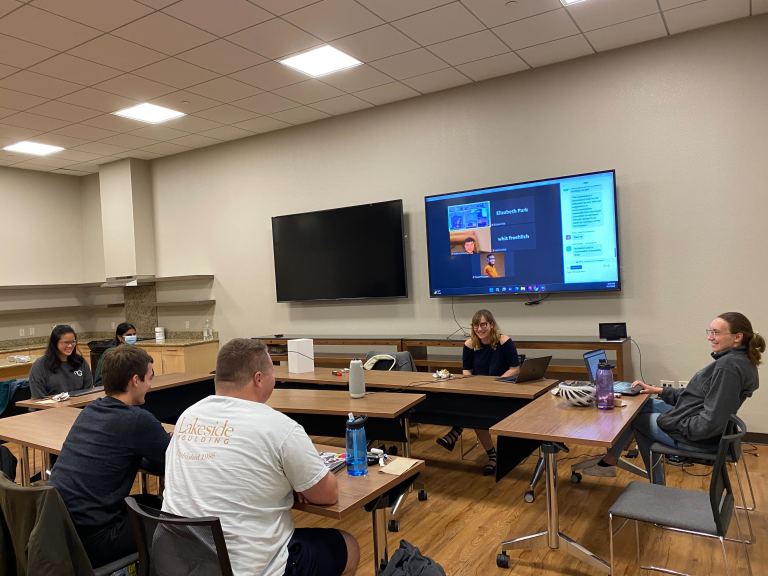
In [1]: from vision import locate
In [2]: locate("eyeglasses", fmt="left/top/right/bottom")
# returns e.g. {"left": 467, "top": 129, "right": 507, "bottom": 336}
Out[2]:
{"left": 705, "top": 329, "right": 732, "bottom": 337}
{"left": 474, "top": 322, "right": 490, "bottom": 330}
{"left": 59, "top": 340, "right": 77, "bottom": 347}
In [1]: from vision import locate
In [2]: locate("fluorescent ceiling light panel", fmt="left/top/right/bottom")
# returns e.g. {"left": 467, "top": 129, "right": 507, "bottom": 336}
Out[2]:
{"left": 279, "top": 45, "right": 362, "bottom": 77}
{"left": 113, "top": 103, "right": 185, "bottom": 124}
{"left": 560, "top": 0, "right": 587, "bottom": 5}
{"left": 3, "top": 141, "right": 65, "bottom": 156}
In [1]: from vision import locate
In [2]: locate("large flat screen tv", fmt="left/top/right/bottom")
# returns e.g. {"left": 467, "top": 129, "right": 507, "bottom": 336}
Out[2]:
{"left": 425, "top": 170, "right": 620, "bottom": 298}
{"left": 272, "top": 200, "right": 407, "bottom": 302}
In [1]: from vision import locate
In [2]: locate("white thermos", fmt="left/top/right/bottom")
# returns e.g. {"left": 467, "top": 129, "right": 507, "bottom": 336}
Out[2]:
{"left": 349, "top": 359, "right": 365, "bottom": 398}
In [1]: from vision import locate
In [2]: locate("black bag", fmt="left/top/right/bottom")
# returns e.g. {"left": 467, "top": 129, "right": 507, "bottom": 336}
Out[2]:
{"left": 379, "top": 540, "right": 446, "bottom": 576}
{"left": 0, "top": 447, "right": 16, "bottom": 482}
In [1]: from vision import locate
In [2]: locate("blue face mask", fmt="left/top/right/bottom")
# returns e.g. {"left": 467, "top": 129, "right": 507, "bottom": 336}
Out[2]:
{"left": 124, "top": 335, "right": 138, "bottom": 345}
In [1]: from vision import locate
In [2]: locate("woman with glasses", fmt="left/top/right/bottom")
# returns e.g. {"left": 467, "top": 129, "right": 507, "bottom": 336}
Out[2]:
{"left": 436, "top": 309, "right": 521, "bottom": 475}
{"left": 582, "top": 311, "right": 763, "bottom": 483}
{"left": 29, "top": 324, "right": 93, "bottom": 398}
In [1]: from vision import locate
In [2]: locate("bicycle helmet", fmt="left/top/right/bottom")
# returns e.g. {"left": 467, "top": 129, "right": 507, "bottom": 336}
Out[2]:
{"left": 557, "top": 382, "right": 596, "bottom": 407}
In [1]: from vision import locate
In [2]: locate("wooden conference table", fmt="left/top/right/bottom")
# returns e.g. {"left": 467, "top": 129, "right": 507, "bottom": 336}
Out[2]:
{"left": 273, "top": 365, "right": 557, "bottom": 479}
{"left": 0, "top": 407, "right": 424, "bottom": 572}
{"left": 490, "top": 391, "right": 649, "bottom": 573}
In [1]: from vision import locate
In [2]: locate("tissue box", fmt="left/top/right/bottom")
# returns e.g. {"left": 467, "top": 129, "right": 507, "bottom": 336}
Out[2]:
{"left": 287, "top": 338, "right": 314, "bottom": 373}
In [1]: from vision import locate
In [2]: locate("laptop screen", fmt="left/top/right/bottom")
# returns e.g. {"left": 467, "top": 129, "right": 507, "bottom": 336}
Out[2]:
{"left": 583, "top": 349, "right": 608, "bottom": 384}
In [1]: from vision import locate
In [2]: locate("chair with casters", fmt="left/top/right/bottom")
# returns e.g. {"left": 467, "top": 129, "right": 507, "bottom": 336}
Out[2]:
{"left": 0, "top": 472, "right": 137, "bottom": 576}
{"left": 648, "top": 413, "right": 755, "bottom": 543}
{"left": 125, "top": 496, "right": 233, "bottom": 576}
{"left": 608, "top": 414, "right": 752, "bottom": 576}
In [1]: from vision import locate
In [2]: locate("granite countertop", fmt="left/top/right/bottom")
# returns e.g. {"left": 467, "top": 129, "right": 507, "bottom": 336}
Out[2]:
{"left": 137, "top": 339, "right": 218, "bottom": 347}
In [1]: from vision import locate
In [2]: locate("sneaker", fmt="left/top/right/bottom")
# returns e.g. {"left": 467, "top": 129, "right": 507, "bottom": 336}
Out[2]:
{"left": 579, "top": 456, "right": 617, "bottom": 478}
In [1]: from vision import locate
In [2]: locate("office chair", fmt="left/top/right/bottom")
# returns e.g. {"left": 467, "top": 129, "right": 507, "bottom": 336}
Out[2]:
{"left": 608, "top": 415, "right": 752, "bottom": 576}
{"left": 0, "top": 473, "right": 137, "bottom": 576}
{"left": 125, "top": 496, "right": 233, "bottom": 576}
{"left": 648, "top": 414, "right": 755, "bottom": 543}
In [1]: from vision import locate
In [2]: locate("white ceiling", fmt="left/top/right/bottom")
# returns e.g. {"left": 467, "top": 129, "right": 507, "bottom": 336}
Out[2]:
{"left": 0, "top": 0, "right": 763, "bottom": 175}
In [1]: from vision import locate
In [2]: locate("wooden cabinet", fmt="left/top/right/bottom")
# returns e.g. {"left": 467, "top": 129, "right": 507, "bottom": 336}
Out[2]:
{"left": 138, "top": 342, "right": 217, "bottom": 375}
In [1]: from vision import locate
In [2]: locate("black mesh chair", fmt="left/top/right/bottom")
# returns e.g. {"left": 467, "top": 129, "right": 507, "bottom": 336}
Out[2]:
{"left": 125, "top": 496, "right": 233, "bottom": 576}
{"left": 608, "top": 415, "right": 752, "bottom": 576}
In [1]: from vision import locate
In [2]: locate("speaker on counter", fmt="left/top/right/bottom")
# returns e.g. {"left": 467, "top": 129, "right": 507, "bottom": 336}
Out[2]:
{"left": 599, "top": 322, "right": 628, "bottom": 340}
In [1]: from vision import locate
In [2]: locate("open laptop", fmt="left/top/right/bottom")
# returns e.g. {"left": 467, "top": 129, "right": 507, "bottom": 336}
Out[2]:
{"left": 582, "top": 349, "right": 640, "bottom": 395}
{"left": 496, "top": 355, "right": 552, "bottom": 383}
{"left": 68, "top": 386, "right": 104, "bottom": 398}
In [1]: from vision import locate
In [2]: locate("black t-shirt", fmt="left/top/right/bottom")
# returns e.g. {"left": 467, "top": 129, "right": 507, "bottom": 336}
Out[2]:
{"left": 462, "top": 339, "right": 520, "bottom": 376}
{"left": 50, "top": 396, "right": 170, "bottom": 530}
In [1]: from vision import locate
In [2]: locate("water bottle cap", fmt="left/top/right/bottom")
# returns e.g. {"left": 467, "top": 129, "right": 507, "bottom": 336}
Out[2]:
{"left": 346, "top": 415, "right": 367, "bottom": 429}
{"left": 598, "top": 359, "right": 614, "bottom": 369}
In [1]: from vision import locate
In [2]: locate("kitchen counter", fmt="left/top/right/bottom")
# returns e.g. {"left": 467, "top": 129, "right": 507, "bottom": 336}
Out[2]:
{"left": 137, "top": 339, "right": 219, "bottom": 347}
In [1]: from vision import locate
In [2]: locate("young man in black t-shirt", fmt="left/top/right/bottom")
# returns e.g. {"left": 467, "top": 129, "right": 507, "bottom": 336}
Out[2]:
{"left": 50, "top": 345, "right": 170, "bottom": 567}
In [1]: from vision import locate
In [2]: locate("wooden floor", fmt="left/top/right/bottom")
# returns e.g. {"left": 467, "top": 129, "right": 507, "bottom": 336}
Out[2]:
{"left": 6, "top": 425, "right": 764, "bottom": 575}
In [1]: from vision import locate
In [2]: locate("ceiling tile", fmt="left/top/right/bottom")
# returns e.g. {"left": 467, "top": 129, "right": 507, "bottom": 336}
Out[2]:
{"left": 664, "top": 0, "right": 750, "bottom": 35}
{"left": 68, "top": 35, "right": 167, "bottom": 72}
{"left": 273, "top": 80, "right": 345, "bottom": 105}
{"left": 567, "top": 0, "right": 659, "bottom": 32}
{"left": 517, "top": 34, "right": 594, "bottom": 68}
{"left": 356, "top": 0, "right": 452, "bottom": 21}
{"left": 26, "top": 100, "right": 102, "bottom": 122}
{"left": 460, "top": 0, "right": 563, "bottom": 27}
{"left": 2, "top": 111, "right": 69, "bottom": 131}
{"left": 0, "top": 71, "right": 82, "bottom": 98}
{"left": 94, "top": 73, "right": 177, "bottom": 101}
{"left": 354, "top": 82, "right": 420, "bottom": 105}
{"left": 246, "top": 0, "right": 318, "bottom": 15}
{"left": 429, "top": 30, "right": 510, "bottom": 66}
{"left": 402, "top": 67, "right": 471, "bottom": 93}
{"left": 455, "top": 51, "right": 530, "bottom": 80}
{"left": 73, "top": 142, "right": 130, "bottom": 155}
{"left": 227, "top": 18, "right": 322, "bottom": 60}
{"left": 176, "top": 40, "right": 267, "bottom": 75}
{"left": 494, "top": 9, "right": 580, "bottom": 50}
{"left": 150, "top": 90, "right": 221, "bottom": 114}
{"left": 169, "top": 133, "right": 221, "bottom": 148}
{"left": 133, "top": 58, "right": 219, "bottom": 89}
{"left": 113, "top": 149, "right": 161, "bottom": 160}
{"left": 82, "top": 114, "right": 143, "bottom": 132}
{"left": 134, "top": 0, "right": 177, "bottom": 8}
{"left": 0, "top": 124, "right": 43, "bottom": 144}
{"left": 752, "top": 0, "right": 768, "bottom": 14}
{"left": 232, "top": 116, "right": 290, "bottom": 133}
{"left": 330, "top": 25, "right": 419, "bottom": 62}
{"left": 309, "top": 94, "right": 373, "bottom": 115}
{"left": 60, "top": 88, "right": 140, "bottom": 113}
{"left": 658, "top": 0, "right": 707, "bottom": 9}
{"left": 30, "top": 54, "right": 123, "bottom": 85}
{"left": 393, "top": 3, "right": 485, "bottom": 45}
{"left": 319, "top": 65, "right": 392, "bottom": 92}
{"left": 197, "top": 125, "right": 253, "bottom": 141}
{"left": 12, "top": 156, "right": 75, "bottom": 169}
{"left": 370, "top": 48, "right": 448, "bottom": 80}
{"left": 112, "top": 12, "right": 216, "bottom": 55}
{"left": 231, "top": 92, "right": 300, "bottom": 115}
{"left": 35, "top": 133, "right": 89, "bottom": 148}
{"left": 52, "top": 123, "right": 118, "bottom": 141}
{"left": 231, "top": 61, "right": 307, "bottom": 91}
{"left": 0, "top": 63, "right": 17, "bottom": 79}
{"left": 284, "top": 0, "right": 384, "bottom": 42}
{"left": 128, "top": 125, "right": 189, "bottom": 141}
{"left": 0, "top": 5, "right": 101, "bottom": 50}
{"left": 0, "top": 87, "right": 48, "bottom": 110}
{"left": 193, "top": 104, "right": 258, "bottom": 124}
{"left": 54, "top": 149, "right": 105, "bottom": 162}
{"left": 140, "top": 141, "right": 190, "bottom": 155}
{"left": 162, "top": 0, "right": 272, "bottom": 36}
{"left": 586, "top": 13, "right": 667, "bottom": 52}
{"left": 31, "top": 0, "right": 153, "bottom": 32}
{"left": 164, "top": 114, "right": 223, "bottom": 133}
{"left": 0, "top": 33, "right": 57, "bottom": 68}
{"left": 0, "top": 1, "right": 20, "bottom": 18}
{"left": 0, "top": 107, "right": 15, "bottom": 119}
{"left": 186, "top": 77, "right": 263, "bottom": 102}
{"left": 99, "top": 133, "right": 157, "bottom": 148}
{"left": 270, "top": 106, "right": 330, "bottom": 125}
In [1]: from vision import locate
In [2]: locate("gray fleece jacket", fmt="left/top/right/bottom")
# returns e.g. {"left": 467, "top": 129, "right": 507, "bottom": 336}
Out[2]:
{"left": 657, "top": 347, "right": 758, "bottom": 448}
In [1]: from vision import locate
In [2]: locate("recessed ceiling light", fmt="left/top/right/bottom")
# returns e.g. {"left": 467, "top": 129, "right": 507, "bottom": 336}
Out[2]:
{"left": 113, "top": 103, "right": 185, "bottom": 124}
{"left": 279, "top": 45, "right": 362, "bottom": 78}
{"left": 560, "top": 0, "right": 587, "bottom": 5}
{"left": 3, "top": 141, "right": 65, "bottom": 156}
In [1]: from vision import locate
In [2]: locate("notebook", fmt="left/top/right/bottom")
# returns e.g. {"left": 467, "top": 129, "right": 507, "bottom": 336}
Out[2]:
{"left": 582, "top": 349, "right": 639, "bottom": 395}
{"left": 496, "top": 355, "right": 552, "bottom": 383}
{"left": 319, "top": 452, "right": 346, "bottom": 473}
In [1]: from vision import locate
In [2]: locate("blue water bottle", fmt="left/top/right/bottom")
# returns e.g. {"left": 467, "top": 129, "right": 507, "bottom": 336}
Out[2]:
{"left": 345, "top": 412, "right": 368, "bottom": 476}
{"left": 595, "top": 359, "right": 615, "bottom": 410}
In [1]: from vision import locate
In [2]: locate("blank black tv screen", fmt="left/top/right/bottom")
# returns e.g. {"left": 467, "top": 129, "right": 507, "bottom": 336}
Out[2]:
{"left": 272, "top": 200, "right": 407, "bottom": 302}
{"left": 425, "top": 170, "right": 620, "bottom": 297}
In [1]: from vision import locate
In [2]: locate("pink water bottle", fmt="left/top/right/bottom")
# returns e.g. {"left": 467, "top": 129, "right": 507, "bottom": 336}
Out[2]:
{"left": 595, "top": 359, "right": 615, "bottom": 410}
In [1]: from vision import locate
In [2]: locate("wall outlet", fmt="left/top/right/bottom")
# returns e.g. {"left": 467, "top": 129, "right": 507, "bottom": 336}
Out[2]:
{"left": 185, "top": 320, "right": 190, "bottom": 329}
{"left": 677, "top": 380, "right": 688, "bottom": 389}
{"left": 660, "top": 379, "right": 675, "bottom": 388}
{"left": 19, "top": 328, "right": 25, "bottom": 337}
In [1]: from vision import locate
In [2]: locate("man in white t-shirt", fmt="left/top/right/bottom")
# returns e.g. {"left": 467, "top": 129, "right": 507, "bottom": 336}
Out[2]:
{"left": 162, "top": 339, "right": 359, "bottom": 576}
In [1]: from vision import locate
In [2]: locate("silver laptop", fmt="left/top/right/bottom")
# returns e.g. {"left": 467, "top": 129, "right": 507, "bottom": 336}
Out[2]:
{"left": 582, "top": 349, "right": 639, "bottom": 395}
{"left": 496, "top": 355, "right": 552, "bottom": 383}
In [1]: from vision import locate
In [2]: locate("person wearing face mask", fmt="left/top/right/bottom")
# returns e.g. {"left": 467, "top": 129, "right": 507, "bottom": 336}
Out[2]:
{"left": 29, "top": 325, "right": 94, "bottom": 398}
{"left": 94, "top": 322, "right": 138, "bottom": 387}
{"left": 436, "top": 309, "right": 520, "bottom": 475}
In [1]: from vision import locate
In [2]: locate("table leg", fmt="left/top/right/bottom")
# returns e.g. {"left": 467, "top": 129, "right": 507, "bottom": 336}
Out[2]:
{"left": 42, "top": 451, "right": 52, "bottom": 481}
{"left": 371, "top": 506, "right": 389, "bottom": 573}
{"left": 20, "top": 446, "right": 30, "bottom": 487}
{"left": 497, "top": 443, "right": 610, "bottom": 573}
